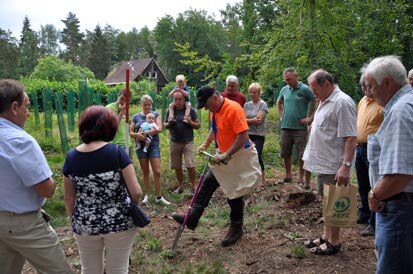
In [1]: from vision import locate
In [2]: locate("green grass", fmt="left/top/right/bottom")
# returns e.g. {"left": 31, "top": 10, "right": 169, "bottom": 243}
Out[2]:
{"left": 25, "top": 105, "right": 283, "bottom": 272}
{"left": 29, "top": 106, "right": 282, "bottom": 223}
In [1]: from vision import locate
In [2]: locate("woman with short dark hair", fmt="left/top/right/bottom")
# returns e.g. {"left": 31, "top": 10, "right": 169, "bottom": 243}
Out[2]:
{"left": 63, "top": 105, "right": 142, "bottom": 274}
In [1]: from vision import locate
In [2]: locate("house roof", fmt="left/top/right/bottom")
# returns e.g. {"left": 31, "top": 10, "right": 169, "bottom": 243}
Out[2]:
{"left": 104, "top": 57, "right": 169, "bottom": 86}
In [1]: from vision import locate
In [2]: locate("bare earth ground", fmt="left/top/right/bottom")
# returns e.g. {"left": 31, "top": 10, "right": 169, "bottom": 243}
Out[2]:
{"left": 24, "top": 175, "right": 376, "bottom": 274}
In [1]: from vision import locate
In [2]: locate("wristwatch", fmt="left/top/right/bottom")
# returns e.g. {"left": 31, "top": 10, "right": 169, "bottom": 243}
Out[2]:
{"left": 342, "top": 161, "right": 351, "bottom": 167}
{"left": 368, "top": 189, "right": 380, "bottom": 201}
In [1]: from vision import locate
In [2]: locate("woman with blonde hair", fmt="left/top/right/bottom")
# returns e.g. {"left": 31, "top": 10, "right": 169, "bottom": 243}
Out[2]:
{"left": 244, "top": 83, "right": 268, "bottom": 189}
{"left": 130, "top": 95, "right": 170, "bottom": 205}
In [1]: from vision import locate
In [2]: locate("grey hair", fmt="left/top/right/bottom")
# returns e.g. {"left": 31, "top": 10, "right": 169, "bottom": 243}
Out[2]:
{"left": 307, "top": 69, "right": 334, "bottom": 86}
{"left": 408, "top": 69, "right": 413, "bottom": 77}
{"left": 0, "top": 79, "right": 25, "bottom": 113}
{"left": 283, "top": 67, "right": 297, "bottom": 76}
{"left": 364, "top": 55, "right": 407, "bottom": 86}
{"left": 140, "top": 94, "right": 153, "bottom": 104}
{"left": 226, "top": 75, "right": 238, "bottom": 85}
{"left": 359, "top": 73, "right": 366, "bottom": 88}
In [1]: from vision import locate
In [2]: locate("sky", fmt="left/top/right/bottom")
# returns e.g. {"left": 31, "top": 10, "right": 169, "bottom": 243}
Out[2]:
{"left": 0, "top": 0, "right": 240, "bottom": 39}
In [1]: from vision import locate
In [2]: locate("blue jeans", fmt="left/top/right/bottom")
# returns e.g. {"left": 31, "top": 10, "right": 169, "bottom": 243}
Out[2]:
{"left": 136, "top": 144, "right": 160, "bottom": 159}
{"left": 355, "top": 145, "right": 375, "bottom": 226}
{"left": 375, "top": 199, "right": 413, "bottom": 274}
{"left": 249, "top": 134, "right": 265, "bottom": 171}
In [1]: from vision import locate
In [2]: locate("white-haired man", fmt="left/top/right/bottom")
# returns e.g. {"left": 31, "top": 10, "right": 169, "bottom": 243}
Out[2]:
{"left": 364, "top": 55, "right": 413, "bottom": 274}
{"left": 221, "top": 75, "right": 246, "bottom": 107}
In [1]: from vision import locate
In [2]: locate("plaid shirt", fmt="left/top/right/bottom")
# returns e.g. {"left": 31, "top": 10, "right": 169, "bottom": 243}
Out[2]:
{"left": 368, "top": 84, "right": 413, "bottom": 191}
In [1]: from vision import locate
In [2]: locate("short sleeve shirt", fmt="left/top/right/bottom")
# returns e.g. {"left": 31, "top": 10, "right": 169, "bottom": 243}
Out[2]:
{"left": 278, "top": 82, "right": 315, "bottom": 130}
{"left": 165, "top": 107, "right": 198, "bottom": 143}
{"left": 211, "top": 98, "right": 249, "bottom": 152}
{"left": 357, "top": 96, "right": 383, "bottom": 143}
{"left": 0, "top": 118, "right": 51, "bottom": 213}
{"left": 221, "top": 90, "right": 247, "bottom": 107}
{"left": 303, "top": 87, "right": 357, "bottom": 174}
{"left": 63, "top": 143, "right": 134, "bottom": 235}
{"left": 367, "top": 85, "right": 413, "bottom": 191}
{"left": 243, "top": 100, "right": 268, "bottom": 136}
{"left": 106, "top": 102, "right": 130, "bottom": 146}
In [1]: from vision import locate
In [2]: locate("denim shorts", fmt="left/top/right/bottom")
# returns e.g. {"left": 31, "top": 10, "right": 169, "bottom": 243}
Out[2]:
{"left": 136, "top": 144, "right": 161, "bottom": 159}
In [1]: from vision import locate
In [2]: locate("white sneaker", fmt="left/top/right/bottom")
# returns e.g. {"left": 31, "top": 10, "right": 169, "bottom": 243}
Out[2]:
{"left": 142, "top": 194, "right": 150, "bottom": 205}
{"left": 155, "top": 196, "right": 171, "bottom": 205}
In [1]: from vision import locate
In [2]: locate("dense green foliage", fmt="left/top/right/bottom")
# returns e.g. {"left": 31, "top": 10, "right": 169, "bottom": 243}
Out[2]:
{"left": 31, "top": 55, "right": 94, "bottom": 82}
{"left": 1, "top": 1, "right": 413, "bottom": 100}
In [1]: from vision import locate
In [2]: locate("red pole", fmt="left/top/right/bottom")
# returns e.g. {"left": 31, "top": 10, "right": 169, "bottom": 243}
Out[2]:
{"left": 125, "top": 69, "right": 130, "bottom": 123}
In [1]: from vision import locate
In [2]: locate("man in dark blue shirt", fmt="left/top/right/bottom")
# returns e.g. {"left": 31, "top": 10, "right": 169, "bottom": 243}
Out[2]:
{"left": 165, "top": 91, "right": 200, "bottom": 194}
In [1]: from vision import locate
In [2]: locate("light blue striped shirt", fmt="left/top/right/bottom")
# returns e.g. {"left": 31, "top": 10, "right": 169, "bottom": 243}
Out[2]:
{"left": 0, "top": 117, "right": 51, "bottom": 213}
{"left": 368, "top": 84, "right": 413, "bottom": 191}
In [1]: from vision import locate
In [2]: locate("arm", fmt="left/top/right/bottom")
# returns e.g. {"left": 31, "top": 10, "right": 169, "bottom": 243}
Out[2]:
{"left": 277, "top": 98, "right": 284, "bottom": 117}
{"left": 122, "top": 164, "right": 143, "bottom": 204}
{"left": 188, "top": 117, "right": 200, "bottom": 129}
{"left": 335, "top": 136, "right": 357, "bottom": 184}
{"left": 34, "top": 177, "right": 56, "bottom": 198}
{"left": 130, "top": 119, "right": 146, "bottom": 141}
{"left": 168, "top": 89, "right": 177, "bottom": 96}
{"left": 63, "top": 176, "right": 75, "bottom": 218}
{"left": 118, "top": 102, "right": 126, "bottom": 120}
{"left": 198, "top": 129, "right": 215, "bottom": 152}
{"left": 225, "top": 130, "right": 249, "bottom": 158}
{"left": 369, "top": 174, "right": 413, "bottom": 212}
{"left": 246, "top": 110, "right": 267, "bottom": 125}
{"left": 300, "top": 100, "right": 316, "bottom": 125}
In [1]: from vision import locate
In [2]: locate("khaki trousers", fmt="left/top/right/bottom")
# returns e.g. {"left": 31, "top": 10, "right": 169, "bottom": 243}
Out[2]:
{"left": 0, "top": 210, "right": 72, "bottom": 274}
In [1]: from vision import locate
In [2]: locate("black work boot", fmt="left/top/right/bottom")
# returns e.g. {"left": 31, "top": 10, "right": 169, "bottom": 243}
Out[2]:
{"left": 171, "top": 204, "right": 204, "bottom": 230}
{"left": 221, "top": 221, "right": 243, "bottom": 247}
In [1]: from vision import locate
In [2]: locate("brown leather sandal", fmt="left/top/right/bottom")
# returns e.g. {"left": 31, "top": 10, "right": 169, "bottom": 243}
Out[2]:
{"left": 304, "top": 237, "right": 327, "bottom": 248}
{"left": 310, "top": 241, "right": 341, "bottom": 255}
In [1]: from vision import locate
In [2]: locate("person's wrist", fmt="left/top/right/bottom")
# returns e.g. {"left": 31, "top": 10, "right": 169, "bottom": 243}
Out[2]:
{"left": 368, "top": 189, "right": 381, "bottom": 201}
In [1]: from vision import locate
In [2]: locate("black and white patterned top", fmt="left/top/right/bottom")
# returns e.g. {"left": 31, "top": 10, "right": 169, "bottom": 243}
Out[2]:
{"left": 63, "top": 143, "right": 134, "bottom": 235}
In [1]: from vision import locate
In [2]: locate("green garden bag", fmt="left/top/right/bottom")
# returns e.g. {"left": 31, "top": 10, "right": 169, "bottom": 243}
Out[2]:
{"left": 323, "top": 183, "right": 358, "bottom": 227}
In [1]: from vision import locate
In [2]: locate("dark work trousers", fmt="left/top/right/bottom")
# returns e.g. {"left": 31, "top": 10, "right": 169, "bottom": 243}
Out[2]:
{"left": 195, "top": 169, "right": 244, "bottom": 224}
{"left": 355, "top": 145, "right": 375, "bottom": 226}
{"left": 249, "top": 134, "right": 265, "bottom": 171}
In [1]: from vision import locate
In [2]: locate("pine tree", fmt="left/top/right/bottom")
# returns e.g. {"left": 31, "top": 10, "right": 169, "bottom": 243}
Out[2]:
{"left": 19, "top": 16, "right": 39, "bottom": 76}
{"left": 61, "top": 12, "right": 84, "bottom": 64}
{"left": 0, "top": 28, "right": 19, "bottom": 79}
{"left": 87, "top": 25, "right": 111, "bottom": 80}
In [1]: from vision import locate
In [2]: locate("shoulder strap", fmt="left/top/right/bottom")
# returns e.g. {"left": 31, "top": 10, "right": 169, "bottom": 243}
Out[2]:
{"left": 116, "top": 145, "right": 132, "bottom": 198}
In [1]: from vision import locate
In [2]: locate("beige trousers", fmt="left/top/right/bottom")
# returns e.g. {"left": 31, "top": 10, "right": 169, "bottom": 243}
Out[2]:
{"left": 0, "top": 210, "right": 72, "bottom": 274}
{"left": 74, "top": 227, "right": 137, "bottom": 274}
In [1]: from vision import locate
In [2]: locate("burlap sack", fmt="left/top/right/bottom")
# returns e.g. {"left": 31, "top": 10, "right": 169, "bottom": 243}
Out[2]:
{"left": 209, "top": 145, "right": 262, "bottom": 199}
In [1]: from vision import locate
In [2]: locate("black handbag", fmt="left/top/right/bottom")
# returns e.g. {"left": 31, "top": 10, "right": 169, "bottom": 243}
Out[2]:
{"left": 116, "top": 146, "right": 151, "bottom": 227}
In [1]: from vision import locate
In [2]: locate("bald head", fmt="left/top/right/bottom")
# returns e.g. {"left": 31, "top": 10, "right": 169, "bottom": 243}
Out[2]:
{"left": 173, "top": 90, "right": 185, "bottom": 109}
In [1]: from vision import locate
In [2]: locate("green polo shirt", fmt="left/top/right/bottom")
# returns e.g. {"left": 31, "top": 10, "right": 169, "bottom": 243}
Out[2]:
{"left": 278, "top": 82, "right": 315, "bottom": 130}
{"left": 106, "top": 102, "right": 131, "bottom": 146}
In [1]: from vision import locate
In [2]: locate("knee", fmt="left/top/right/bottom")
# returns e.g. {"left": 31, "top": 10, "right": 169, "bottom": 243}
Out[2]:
{"left": 153, "top": 168, "right": 161, "bottom": 178}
